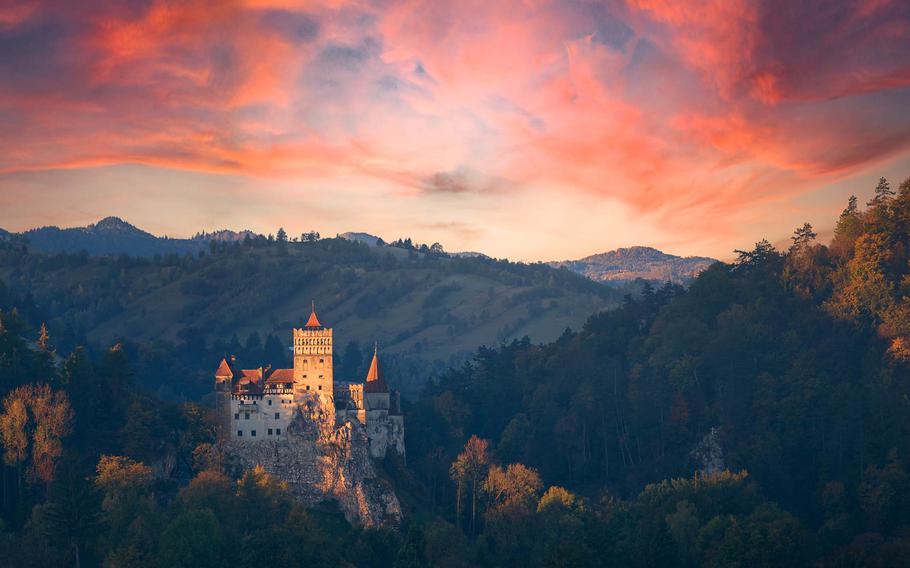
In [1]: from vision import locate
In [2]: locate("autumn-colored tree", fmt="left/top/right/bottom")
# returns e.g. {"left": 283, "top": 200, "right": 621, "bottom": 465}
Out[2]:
{"left": 236, "top": 465, "right": 292, "bottom": 535}
{"left": 481, "top": 463, "right": 543, "bottom": 563}
{"left": 449, "top": 435, "right": 489, "bottom": 534}
{"left": 29, "top": 385, "right": 74, "bottom": 485}
{"left": 94, "top": 455, "right": 154, "bottom": 506}
{"left": 94, "top": 455, "right": 157, "bottom": 563}
{"left": 0, "top": 394, "right": 28, "bottom": 493}
{"left": 828, "top": 232, "right": 895, "bottom": 322}
{"left": 892, "top": 177, "right": 910, "bottom": 235}
{"left": 483, "top": 463, "right": 543, "bottom": 516}
{"left": 37, "top": 323, "right": 50, "bottom": 351}
{"left": 0, "top": 384, "right": 73, "bottom": 490}
{"left": 830, "top": 195, "right": 865, "bottom": 261}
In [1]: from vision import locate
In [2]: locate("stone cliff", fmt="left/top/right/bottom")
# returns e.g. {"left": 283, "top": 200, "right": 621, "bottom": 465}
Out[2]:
{"left": 224, "top": 397, "right": 402, "bottom": 527}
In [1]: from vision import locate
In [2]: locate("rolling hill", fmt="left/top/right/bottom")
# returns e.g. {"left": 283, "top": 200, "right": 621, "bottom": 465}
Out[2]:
{"left": 0, "top": 232, "right": 624, "bottom": 396}
{"left": 550, "top": 246, "right": 717, "bottom": 285}
{"left": 18, "top": 217, "right": 205, "bottom": 257}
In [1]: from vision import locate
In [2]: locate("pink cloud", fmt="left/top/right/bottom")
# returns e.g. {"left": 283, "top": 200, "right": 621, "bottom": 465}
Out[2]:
{"left": 1, "top": 0, "right": 909, "bottom": 256}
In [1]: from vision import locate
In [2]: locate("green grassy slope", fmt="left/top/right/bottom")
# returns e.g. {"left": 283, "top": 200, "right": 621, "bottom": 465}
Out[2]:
{"left": 0, "top": 237, "right": 622, "bottom": 394}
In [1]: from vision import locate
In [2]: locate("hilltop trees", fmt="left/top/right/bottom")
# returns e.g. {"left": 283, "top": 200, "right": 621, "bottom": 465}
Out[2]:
{"left": 398, "top": 175, "right": 910, "bottom": 564}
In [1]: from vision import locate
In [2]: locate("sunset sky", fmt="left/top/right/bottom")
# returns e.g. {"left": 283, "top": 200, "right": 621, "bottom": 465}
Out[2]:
{"left": 2, "top": 0, "right": 910, "bottom": 260}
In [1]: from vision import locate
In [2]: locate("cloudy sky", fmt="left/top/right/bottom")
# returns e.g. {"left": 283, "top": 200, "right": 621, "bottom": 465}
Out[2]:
{"left": 1, "top": 0, "right": 909, "bottom": 260}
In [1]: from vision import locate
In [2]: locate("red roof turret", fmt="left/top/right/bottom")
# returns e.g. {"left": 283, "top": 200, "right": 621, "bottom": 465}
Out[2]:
{"left": 364, "top": 344, "right": 389, "bottom": 393}
{"left": 305, "top": 300, "right": 322, "bottom": 328}
{"left": 215, "top": 358, "right": 234, "bottom": 378}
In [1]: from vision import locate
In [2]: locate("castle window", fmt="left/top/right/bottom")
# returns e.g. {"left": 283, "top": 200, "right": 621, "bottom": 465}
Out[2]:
{"left": 268, "top": 428, "right": 273, "bottom": 435}
{"left": 319, "top": 358, "right": 324, "bottom": 364}
{"left": 276, "top": 428, "right": 281, "bottom": 435}
{"left": 268, "top": 399, "right": 272, "bottom": 406}
{"left": 237, "top": 430, "right": 243, "bottom": 437}
{"left": 251, "top": 430, "right": 257, "bottom": 437}
{"left": 274, "top": 412, "right": 280, "bottom": 419}
{"left": 318, "top": 386, "right": 322, "bottom": 391}
{"left": 245, "top": 413, "right": 250, "bottom": 420}
{"left": 306, "top": 386, "right": 310, "bottom": 390}
{"left": 234, "top": 413, "right": 239, "bottom": 420}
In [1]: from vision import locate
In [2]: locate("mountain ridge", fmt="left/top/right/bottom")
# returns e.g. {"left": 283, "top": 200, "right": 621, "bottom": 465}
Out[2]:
{"left": 4, "top": 220, "right": 716, "bottom": 287}
{"left": 550, "top": 245, "right": 718, "bottom": 285}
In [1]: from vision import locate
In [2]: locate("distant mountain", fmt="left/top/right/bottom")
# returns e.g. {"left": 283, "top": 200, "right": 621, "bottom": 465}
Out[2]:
{"left": 450, "top": 251, "right": 491, "bottom": 259}
{"left": 551, "top": 246, "right": 717, "bottom": 285}
{"left": 12, "top": 218, "right": 267, "bottom": 257}
{"left": 191, "top": 229, "right": 260, "bottom": 243}
{"left": 18, "top": 217, "right": 204, "bottom": 257}
{"left": 339, "top": 232, "right": 381, "bottom": 247}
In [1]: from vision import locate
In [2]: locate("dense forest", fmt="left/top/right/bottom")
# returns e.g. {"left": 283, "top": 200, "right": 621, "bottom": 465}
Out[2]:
{"left": 0, "top": 230, "right": 621, "bottom": 397}
{"left": 0, "top": 176, "right": 908, "bottom": 566}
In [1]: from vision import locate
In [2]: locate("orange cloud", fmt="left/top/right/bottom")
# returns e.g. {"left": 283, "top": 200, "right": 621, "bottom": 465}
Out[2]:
{"left": 1, "top": 0, "right": 909, "bottom": 258}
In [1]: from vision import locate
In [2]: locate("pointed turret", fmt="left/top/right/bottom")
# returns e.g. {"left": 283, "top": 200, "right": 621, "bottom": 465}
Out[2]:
{"left": 305, "top": 300, "right": 322, "bottom": 328}
{"left": 215, "top": 357, "right": 234, "bottom": 378}
{"left": 365, "top": 343, "right": 389, "bottom": 393}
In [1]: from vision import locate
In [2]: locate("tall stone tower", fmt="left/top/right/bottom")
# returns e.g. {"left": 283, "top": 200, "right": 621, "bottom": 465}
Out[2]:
{"left": 292, "top": 302, "right": 333, "bottom": 404}
{"left": 214, "top": 356, "right": 234, "bottom": 438}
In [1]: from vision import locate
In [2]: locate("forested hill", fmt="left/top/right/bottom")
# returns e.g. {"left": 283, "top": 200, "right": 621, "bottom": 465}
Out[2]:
{"left": 550, "top": 246, "right": 718, "bottom": 285}
{"left": 0, "top": 234, "right": 622, "bottom": 397}
{"left": 1, "top": 177, "right": 910, "bottom": 566}
{"left": 401, "top": 176, "right": 910, "bottom": 565}
{"left": 17, "top": 217, "right": 206, "bottom": 257}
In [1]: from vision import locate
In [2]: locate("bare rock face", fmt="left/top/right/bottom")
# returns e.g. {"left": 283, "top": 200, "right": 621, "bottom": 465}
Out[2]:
{"left": 691, "top": 427, "right": 724, "bottom": 475}
{"left": 224, "top": 398, "right": 402, "bottom": 527}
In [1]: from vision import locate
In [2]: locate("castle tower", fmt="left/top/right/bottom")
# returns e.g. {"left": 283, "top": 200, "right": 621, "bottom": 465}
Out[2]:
{"left": 292, "top": 302, "right": 333, "bottom": 403}
{"left": 214, "top": 356, "right": 235, "bottom": 439}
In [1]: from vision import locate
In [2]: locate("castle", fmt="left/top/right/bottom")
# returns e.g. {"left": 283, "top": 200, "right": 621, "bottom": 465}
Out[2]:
{"left": 213, "top": 304, "right": 405, "bottom": 459}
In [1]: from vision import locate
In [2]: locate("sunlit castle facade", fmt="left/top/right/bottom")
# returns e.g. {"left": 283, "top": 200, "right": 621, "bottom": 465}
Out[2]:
{"left": 214, "top": 304, "right": 405, "bottom": 459}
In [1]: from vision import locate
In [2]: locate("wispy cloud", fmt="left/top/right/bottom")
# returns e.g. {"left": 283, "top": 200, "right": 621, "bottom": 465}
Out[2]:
{"left": 1, "top": 0, "right": 909, "bottom": 259}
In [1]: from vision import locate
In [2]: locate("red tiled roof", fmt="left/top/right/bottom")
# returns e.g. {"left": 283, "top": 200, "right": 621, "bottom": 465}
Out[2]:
{"left": 215, "top": 358, "right": 233, "bottom": 377}
{"left": 265, "top": 368, "right": 294, "bottom": 383}
{"left": 364, "top": 345, "right": 389, "bottom": 393}
{"left": 232, "top": 368, "right": 264, "bottom": 394}
{"left": 305, "top": 301, "right": 323, "bottom": 327}
{"left": 240, "top": 369, "right": 262, "bottom": 380}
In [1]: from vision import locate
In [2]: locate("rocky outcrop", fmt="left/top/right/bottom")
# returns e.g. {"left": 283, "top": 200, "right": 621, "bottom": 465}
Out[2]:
{"left": 225, "top": 397, "right": 402, "bottom": 527}
{"left": 691, "top": 427, "right": 724, "bottom": 475}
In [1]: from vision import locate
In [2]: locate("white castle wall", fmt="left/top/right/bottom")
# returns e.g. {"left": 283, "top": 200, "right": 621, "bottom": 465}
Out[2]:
{"left": 230, "top": 393, "right": 294, "bottom": 440}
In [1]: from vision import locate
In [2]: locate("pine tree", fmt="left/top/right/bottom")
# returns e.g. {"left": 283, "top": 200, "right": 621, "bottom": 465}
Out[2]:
{"left": 789, "top": 222, "right": 817, "bottom": 254}
{"left": 868, "top": 177, "right": 894, "bottom": 207}
{"left": 841, "top": 195, "right": 858, "bottom": 219}
{"left": 832, "top": 195, "right": 865, "bottom": 259}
